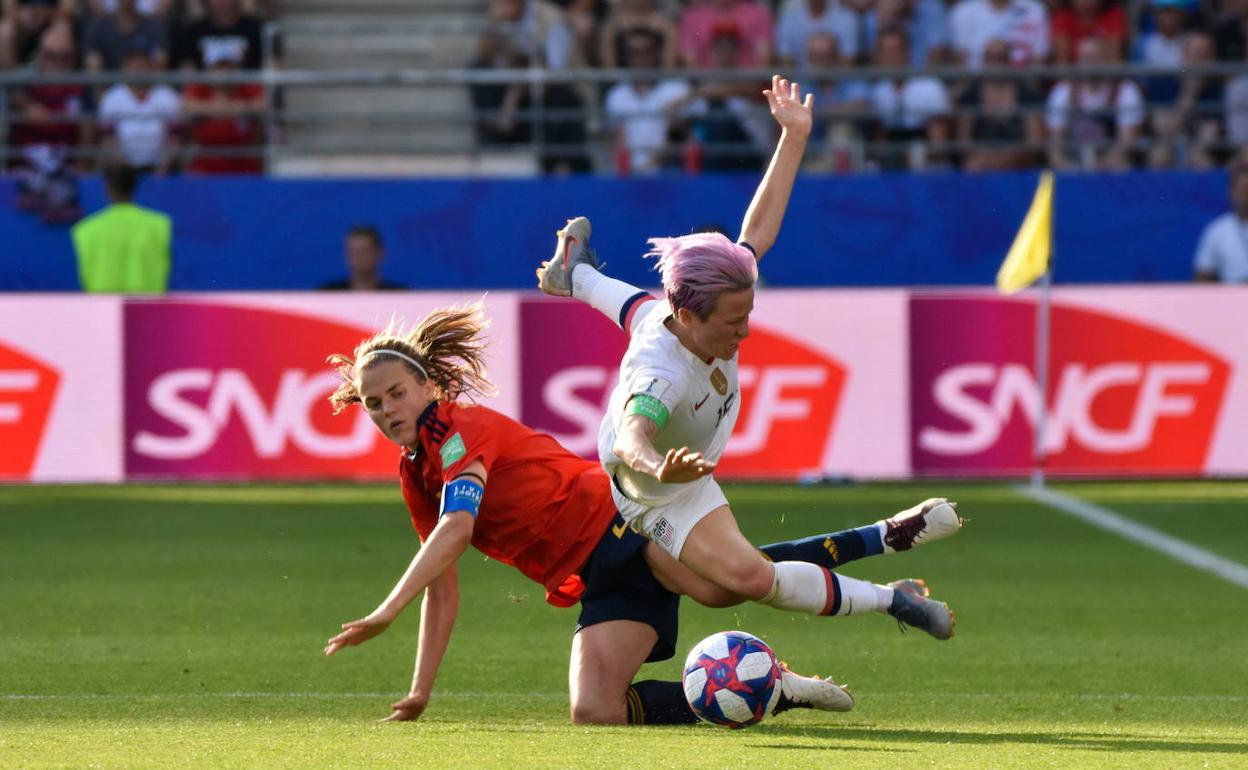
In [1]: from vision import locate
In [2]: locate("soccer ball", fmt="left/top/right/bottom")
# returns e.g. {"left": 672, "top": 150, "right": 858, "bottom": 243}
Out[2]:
{"left": 682, "top": 630, "right": 782, "bottom": 729}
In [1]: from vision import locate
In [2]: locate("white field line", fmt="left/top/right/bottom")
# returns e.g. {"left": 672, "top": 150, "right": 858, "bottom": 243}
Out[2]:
{"left": 3, "top": 691, "right": 1246, "bottom": 704}
{"left": 1021, "top": 484, "right": 1248, "bottom": 592}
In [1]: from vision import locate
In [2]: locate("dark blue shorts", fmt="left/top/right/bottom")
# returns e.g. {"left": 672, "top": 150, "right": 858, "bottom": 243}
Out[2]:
{"left": 576, "top": 512, "right": 681, "bottom": 663}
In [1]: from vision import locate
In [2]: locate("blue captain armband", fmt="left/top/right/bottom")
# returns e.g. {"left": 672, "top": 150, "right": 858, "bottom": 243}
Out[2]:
{"left": 439, "top": 477, "right": 484, "bottom": 519}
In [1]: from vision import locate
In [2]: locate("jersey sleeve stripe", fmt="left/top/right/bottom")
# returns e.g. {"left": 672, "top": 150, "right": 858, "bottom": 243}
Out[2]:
{"left": 620, "top": 292, "right": 657, "bottom": 336}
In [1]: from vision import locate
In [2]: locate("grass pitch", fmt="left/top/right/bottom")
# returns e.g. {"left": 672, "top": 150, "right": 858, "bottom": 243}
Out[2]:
{"left": 2, "top": 481, "right": 1247, "bottom": 769}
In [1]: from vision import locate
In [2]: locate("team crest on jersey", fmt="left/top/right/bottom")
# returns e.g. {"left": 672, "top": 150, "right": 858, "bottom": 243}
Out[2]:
{"left": 653, "top": 517, "right": 675, "bottom": 549}
{"left": 440, "top": 433, "right": 466, "bottom": 467}
{"left": 710, "top": 368, "right": 728, "bottom": 395}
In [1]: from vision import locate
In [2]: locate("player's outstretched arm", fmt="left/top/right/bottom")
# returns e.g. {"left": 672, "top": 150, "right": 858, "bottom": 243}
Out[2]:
{"left": 323, "top": 508, "right": 473, "bottom": 656}
{"left": 614, "top": 411, "right": 715, "bottom": 484}
{"left": 738, "top": 75, "right": 813, "bottom": 262}
{"left": 324, "top": 463, "right": 486, "bottom": 657}
{"left": 383, "top": 564, "right": 460, "bottom": 722}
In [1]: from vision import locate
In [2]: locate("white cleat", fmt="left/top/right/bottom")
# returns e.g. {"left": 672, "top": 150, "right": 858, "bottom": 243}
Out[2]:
{"left": 773, "top": 662, "right": 855, "bottom": 715}
{"left": 881, "top": 498, "right": 963, "bottom": 554}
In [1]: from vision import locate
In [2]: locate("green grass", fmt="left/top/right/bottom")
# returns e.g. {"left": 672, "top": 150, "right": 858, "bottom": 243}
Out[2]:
{"left": 2, "top": 482, "right": 1247, "bottom": 769}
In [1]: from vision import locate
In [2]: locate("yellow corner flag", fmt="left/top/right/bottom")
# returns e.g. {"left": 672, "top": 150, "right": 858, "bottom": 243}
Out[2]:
{"left": 996, "top": 171, "right": 1054, "bottom": 294}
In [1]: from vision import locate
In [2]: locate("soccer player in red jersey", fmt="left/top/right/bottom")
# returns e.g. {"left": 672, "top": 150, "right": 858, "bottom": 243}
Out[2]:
{"left": 322, "top": 303, "right": 946, "bottom": 725}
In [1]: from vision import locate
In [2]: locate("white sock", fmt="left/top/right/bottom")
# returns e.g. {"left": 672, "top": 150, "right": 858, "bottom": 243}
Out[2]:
{"left": 832, "top": 574, "right": 894, "bottom": 616}
{"left": 758, "top": 561, "right": 835, "bottom": 615}
{"left": 572, "top": 264, "right": 648, "bottom": 331}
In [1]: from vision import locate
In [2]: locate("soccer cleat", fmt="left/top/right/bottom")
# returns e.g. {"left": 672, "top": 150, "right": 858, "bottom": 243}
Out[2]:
{"left": 887, "top": 578, "right": 955, "bottom": 640}
{"left": 881, "top": 498, "right": 963, "bottom": 553}
{"left": 772, "top": 661, "right": 855, "bottom": 715}
{"left": 537, "top": 216, "right": 602, "bottom": 297}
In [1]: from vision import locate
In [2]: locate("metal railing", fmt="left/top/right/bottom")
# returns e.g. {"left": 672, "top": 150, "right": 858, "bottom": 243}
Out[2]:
{"left": 1, "top": 61, "right": 1245, "bottom": 174}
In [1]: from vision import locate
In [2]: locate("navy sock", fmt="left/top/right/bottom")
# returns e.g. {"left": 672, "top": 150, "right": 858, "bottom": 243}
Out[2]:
{"left": 626, "top": 680, "right": 699, "bottom": 725}
{"left": 758, "top": 524, "right": 884, "bottom": 568}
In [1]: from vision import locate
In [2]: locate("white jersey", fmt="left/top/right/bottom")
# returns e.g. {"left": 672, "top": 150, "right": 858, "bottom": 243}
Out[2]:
{"left": 598, "top": 301, "right": 740, "bottom": 506}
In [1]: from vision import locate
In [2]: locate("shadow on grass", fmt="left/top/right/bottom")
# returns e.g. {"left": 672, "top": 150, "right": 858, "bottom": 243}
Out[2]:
{"left": 753, "top": 725, "right": 1248, "bottom": 755}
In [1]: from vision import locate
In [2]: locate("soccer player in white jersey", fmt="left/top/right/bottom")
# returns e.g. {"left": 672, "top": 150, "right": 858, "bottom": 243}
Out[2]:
{"left": 538, "top": 75, "right": 962, "bottom": 638}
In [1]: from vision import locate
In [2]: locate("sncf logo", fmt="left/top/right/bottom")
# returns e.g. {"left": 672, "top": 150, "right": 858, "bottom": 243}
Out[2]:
{"left": 124, "top": 303, "right": 391, "bottom": 478}
{"left": 0, "top": 341, "right": 60, "bottom": 479}
{"left": 910, "top": 298, "right": 1229, "bottom": 475}
{"left": 718, "top": 329, "right": 844, "bottom": 476}
{"left": 520, "top": 300, "right": 846, "bottom": 476}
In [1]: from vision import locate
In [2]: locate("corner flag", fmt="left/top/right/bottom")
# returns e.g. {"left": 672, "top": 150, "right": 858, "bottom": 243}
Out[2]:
{"left": 996, "top": 171, "right": 1054, "bottom": 294}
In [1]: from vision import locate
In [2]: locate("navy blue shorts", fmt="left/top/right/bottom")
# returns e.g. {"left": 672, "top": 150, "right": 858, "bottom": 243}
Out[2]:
{"left": 576, "top": 512, "right": 681, "bottom": 663}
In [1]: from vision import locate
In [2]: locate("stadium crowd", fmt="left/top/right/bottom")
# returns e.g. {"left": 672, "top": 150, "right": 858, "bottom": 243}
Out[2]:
{"left": 1, "top": 0, "right": 272, "bottom": 209}
{"left": 470, "top": 0, "right": 1248, "bottom": 174}
{"left": 3, "top": 0, "right": 1248, "bottom": 181}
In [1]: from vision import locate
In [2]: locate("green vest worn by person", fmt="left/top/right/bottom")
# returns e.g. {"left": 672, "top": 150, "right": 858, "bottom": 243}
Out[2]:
{"left": 71, "top": 202, "right": 172, "bottom": 293}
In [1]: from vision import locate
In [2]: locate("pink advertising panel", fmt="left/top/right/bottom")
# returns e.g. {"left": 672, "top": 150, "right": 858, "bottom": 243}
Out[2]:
{"left": 909, "top": 288, "right": 1244, "bottom": 477}
{"left": 122, "top": 294, "right": 519, "bottom": 480}
{"left": 0, "top": 297, "right": 122, "bottom": 482}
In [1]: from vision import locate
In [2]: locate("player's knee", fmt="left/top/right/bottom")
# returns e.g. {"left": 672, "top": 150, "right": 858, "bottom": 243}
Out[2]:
{"left": 727, "top": 559, "right": 775, "bottom": 601}
{"left": 569, "top": 697, "right": 627, "bottom": 726}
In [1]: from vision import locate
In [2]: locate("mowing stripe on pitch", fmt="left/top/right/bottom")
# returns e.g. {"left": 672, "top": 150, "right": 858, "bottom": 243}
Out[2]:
{"left": 1021, "top": 484, "right": 1248, "bottom": 591}
{"left": 4, "top": 691, "right": 1247, "bottom": 703}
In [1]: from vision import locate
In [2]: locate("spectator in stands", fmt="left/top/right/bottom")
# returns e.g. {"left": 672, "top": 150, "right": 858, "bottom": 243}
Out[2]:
{"left": 174, "top": 0, "right": 262, "bottom": 70}
{"left": 1138, "top": 0, "right": 1195, "bottom": 67}
{"left": 468, "top": 0, "right": 586, "bottom": 152}
{"left": 1045, "top": 36, "right": 1143, "bottom": 170}
{"left": 71, "top": 163, "right": 171, "bottom": 293}
{"left": 775, "top": 0, "right": 858, "bottom": 66}
{"left": 320, "top": 225, "right": 407, "bottom": 291}
{"left": 1051, "top": 0, "right": 1127, "bottom": 63}
{"left": 83, "top": 0, "right": 168, "bottom": 72}
{"left": 875, "top": 0, "right": 952, "bottom": 66}
{"left": 561, "top": 0, "right": 601, "bottom": 67}
{"left": 679, "top": 0, "right": 772, "bottom": 68}
{"left": 182, "top": 41, "right": 264, "bottom": 173}
{"left": 684, "top": 20, "right": 770, "bottom": 172}
{"left": 599, "top": 0, "right": 678, "bottom": 70}
{"left": 950, "top": 0, "right": 1049, "bottom": 68}
{"left": 98, "top": 37, "right": 180, "bottom": 172}
{"left": 605, "top": 27, "right": 692, "bottom": 174}
{"left": 1193, "top": 157, "right": 1248, "bottom": 282}
{"left": 1212, "top": 0, "right": 1248, "bottom": 61}
{"left": 1147, "top": 31, "right": 1222, "bottom": 170}
{"left": 869, "top": 25, "right": 951, "bottom": 170}
{"left": 9, "top": 23, "right": 88, "bottom": 223}
{"left": 803, "top": 30, "right": 871, "bottom": 172}
{"left": 1227, "top": 44, "right": 1248, "bottom": 145}
{"left": 957, "top": 38, "right": 1043, "bottom": 171}
{"left": 0, "top": 0, "right": 74, "bottom": 68}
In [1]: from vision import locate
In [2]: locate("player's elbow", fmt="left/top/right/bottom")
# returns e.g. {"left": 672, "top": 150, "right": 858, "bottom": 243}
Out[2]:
{"left": 438, "top": 511, "right": 476, "bottom": 550}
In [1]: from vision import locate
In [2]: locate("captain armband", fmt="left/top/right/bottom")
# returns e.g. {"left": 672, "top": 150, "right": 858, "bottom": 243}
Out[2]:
{"left": 626, "top": 394, "right": 670, "bottom": 429}
{"left": 440, "top": 477, "right": 485, "bottom": 519}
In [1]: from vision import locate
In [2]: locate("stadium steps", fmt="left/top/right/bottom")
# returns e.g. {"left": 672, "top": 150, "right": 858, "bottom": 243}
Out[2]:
{"left": 270, "top": 0, "right": 531, "bottom": 176}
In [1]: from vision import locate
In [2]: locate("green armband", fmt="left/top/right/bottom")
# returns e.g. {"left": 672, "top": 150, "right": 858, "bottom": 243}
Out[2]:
{"left": 626, "top": 394, "right": 670, "bottom": 428}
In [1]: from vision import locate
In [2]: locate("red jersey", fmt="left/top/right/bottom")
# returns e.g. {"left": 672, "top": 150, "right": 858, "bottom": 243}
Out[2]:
{"left": 399, "top": 401, "right": 617, "bottom": 607}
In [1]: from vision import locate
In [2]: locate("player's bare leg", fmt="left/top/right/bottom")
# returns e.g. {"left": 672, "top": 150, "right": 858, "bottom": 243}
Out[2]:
{"left": 673, "top": 506, "right": 953, "bottom": 638}
{"left": 570, "top": 619, "right": 692, "bottom": 725}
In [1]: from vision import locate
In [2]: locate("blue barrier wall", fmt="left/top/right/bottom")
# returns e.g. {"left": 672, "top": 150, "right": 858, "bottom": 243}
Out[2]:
{"left": 0, "top": 171, "right": 1228, "bottom": 291}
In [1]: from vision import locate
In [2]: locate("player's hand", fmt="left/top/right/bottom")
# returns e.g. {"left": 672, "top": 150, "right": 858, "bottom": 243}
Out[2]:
{"left": 382, "top": 692, "right": 429, "bottom": 722}
{"left": 656, "top": 446, "right": 716, "bottom": 484}
{"left": 323, "top": 613, "right": 393, "bottom": 656}
{"left": 763, "top": 75, "right": 813, "bottom": 138}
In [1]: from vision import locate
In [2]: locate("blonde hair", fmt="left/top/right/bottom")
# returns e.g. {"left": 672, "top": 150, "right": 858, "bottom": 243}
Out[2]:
{"left": 327, "top": 302, "right": 495, "bottom": 414}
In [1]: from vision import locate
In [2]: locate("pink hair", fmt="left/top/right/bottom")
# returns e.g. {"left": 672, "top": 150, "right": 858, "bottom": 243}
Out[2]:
{"left": 645, "top": 233, "right": 757, "bottom": 319}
